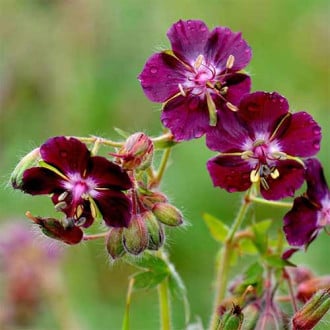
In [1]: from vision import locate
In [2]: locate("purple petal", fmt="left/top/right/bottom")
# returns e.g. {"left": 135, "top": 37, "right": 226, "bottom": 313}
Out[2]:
{"left": 238, "top": 92, "right": 289, "bottom": 138}
{"left": 138, "top": 52, "right": 189, "bottom": 102}
{"left": 161, "top": 95, "right": 210, "bottom": 141}
{"left": 89, "top": 156, "right": 132, "bottom": 190}
{"left": 40, "top": 136, "right": 90, "bottom": 176}
{"left": 261, "top": 160, "right": 305, "bottom": 200}
{"left": 305, "top": 158, "right": 329, "bottom": 204}
{"left": 95, "top": 190, "right": 132, "bottom": 228}
{"left": 167, "top": 19, "right": 210, "bottom": 64}
{"left": 205, "top": 27, "right": 252, "bottom": 71}
{"left": 283, "top": 197, "right": 319, "bottom": 247}
{"left": 279, "top": 112, "right": 322, "bottom": 157}
{"left": 206, "top": 108, "right": 249, "bottom": 152}
{"left": 224, "top": 73, "right": 251, "bottom": 105}
{"left": 207, "top": 155, "right": 252, "bottom": 193}
{"left": 22, "top": 167, "right": 64, "bottom": 195}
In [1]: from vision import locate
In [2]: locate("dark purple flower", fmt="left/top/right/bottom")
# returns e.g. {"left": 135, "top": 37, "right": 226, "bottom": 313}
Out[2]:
{"left": 206, "top": 92, "right": 322, "bottom": 200}
{"left": 139, "top": 19, "right": 252, "bottom": 141}
{"left": 16, "top": 137, "right": 133, "bottom": 228}
{"left": 284, "top": 158, "right": 330, "bottom": 248}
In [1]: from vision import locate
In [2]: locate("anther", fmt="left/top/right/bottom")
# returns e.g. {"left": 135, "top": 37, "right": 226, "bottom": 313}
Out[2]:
{"left": 76, "top": 217, "right": 87, "bottom": 227}
{"left": 226, "top": 102, "right": 239, "bottom": 112}
{"left": 76, "top": 204, "right": 84, "bottom": 218}
{"left": 226, "top": 54, "right": 235, "bottom": 69}
{"left": 270, "top": 168, "right": 280, "bottom": 179}
{"left": 194, "top": 54, "right": 204, "bottom": 69}
{"left": 54, "top": 201, "right": 67, "bottom": 211}
{"left": 250, "top": 169, "right": 260, "bottom": 183}
{"left": 58, "top": 191, "right": 68, "bottom": 202}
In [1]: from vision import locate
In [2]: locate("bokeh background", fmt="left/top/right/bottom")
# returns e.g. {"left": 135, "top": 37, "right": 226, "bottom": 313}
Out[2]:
{"left": 0, "top": 0, "right": 329, "bottom": 329}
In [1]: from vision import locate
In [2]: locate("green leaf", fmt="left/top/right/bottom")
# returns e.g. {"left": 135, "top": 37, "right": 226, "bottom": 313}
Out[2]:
{"left": 238, "top": 238, "right": 258, "bottom": 255}
{"left": 251, "top": 219, "right": 272, "bottom": 254}
{"left": 203, "top": 213, "right": 229, "bottom": 243}
{"left": 132, "top": 271, "right": 168, "bottom": 290}
{"left": 114, "top": 127, "right": 130, "bottom": 138}
{"left": 264, "top": 255, "right": 294, "bottom": 269}
{"left": 168, "top": 268, "right": 190, "bottom": 325}
{"left": 126, "top": 251, "right": 169, "bottom": 273}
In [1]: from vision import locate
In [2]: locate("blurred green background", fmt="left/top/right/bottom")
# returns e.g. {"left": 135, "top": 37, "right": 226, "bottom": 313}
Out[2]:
{"left": 0, "top": 0, "right": 329, "bottom": 329}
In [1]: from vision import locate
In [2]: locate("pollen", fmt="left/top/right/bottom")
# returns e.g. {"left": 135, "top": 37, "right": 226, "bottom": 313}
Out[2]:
{"left": 226, "top": 102, "right": 239, "bottom": 112}
{"left": 178, "top": 83, "right": 186, "bottom": 96}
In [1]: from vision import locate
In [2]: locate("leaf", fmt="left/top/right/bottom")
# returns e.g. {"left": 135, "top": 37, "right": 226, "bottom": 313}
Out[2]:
{"left": 251, "top": 219, "right": 272, "bottom": 254}
{"left": 264, "top": 255, "right": 295, "bottom": 269}
{"left": 132, "top": 271, "right": 168, "bottom": 290}
{"left": 168, "top": 265, "right": 190, "bottom": 325}
{"left": 126, "top": 251, "right": 169, "bottom": 273}
{"left": 203, "top": 213, "right": 229, "bottom": 243}
{"left": 114, "top": 127, "right": 130, "bottom": 138}
{"left": 238, "top": 238, "right": 258, "bottom": 255}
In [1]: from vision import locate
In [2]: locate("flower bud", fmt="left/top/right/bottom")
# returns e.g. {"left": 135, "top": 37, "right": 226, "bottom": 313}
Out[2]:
{"left": 139, "top": 190, "right": 168, "bottom": 209}
{"left": 118, "top": 132, "right": 154, "bottom": 170}
{"left": 152, "top": 202, "right": 183, "bottom": 227}
{"left": 219, "top": 304, "right": 244, "bottom": 330}
{"left": 11, "top": 148, "right": 40, "bottom": 188}
{"left": 123, "top": 214, "right": 148, "bottom": 255}
{"left": 144, "top": 211, "right": 164, "bottom": 250}
{"left": 31, "top": 215, "right": 83, "bottom": 245}
{"left": 292, "top": 288, "right": 330, "bottom": 330}
{"left": 241, "top": 303, "right": 260, "bottom": 330}
{"left": 297, "top": 276, "right": 330, "bottom": 303}
{"left": 106, "top": 228, "right": 125, "bottom": 260}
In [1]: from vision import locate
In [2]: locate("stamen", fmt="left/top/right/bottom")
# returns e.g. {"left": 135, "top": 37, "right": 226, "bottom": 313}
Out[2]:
{"left": 241, "top": 150, "right": 254, "bottom": 160}
{"left": 271, "top": 151, "right": 287, "bottom": 160}
{"left": 260, "top": 177, "right": 270, "bottom": 190}
{"left": 250, "top": 169, "right": 260, "bottom": 183}
{"left": 62, "top": 217, "right": 75, "bottom": 229}
{"left": 178, "top": 83, "right": 186, "bottom": 97}
{"left": 220, "top": 86, "right": 228, "bottom": 95}
{"left": 54, "top": 201, "right": 67, "bottom": 211}
{"left": 226, "top": 54, "right": 235, "bottom": 69}
{"left": 194, "top": 54, "right": 204, "bottom": 69}
{"left": 226, "top": 102, "right": 239, "bottom": 112}
{"left": 270, "top": 168, "right": 280, "bottom": 179}
{"left": 58, "top": 191, "right": 68, "bottom": 202}
{"left": 76, "top": 217, "right": 87, "bottom": 227}
{"left": 76, "top": 204, "right": 84, "bottom": 218}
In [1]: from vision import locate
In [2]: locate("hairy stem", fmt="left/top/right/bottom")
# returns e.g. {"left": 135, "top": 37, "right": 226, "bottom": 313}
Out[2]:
{"left": 209, "top": 190, "right": 252, "bottom": 330}
{"left": 158, "top": 277, "right": 171, "bottom": 330}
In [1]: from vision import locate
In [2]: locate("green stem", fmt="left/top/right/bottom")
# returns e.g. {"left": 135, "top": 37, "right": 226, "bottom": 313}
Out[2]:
{"left": 75, "top": 136, "right": 124, "bottom": 148}
{"left": 150, "top": 147, "right": 172, "bottom": 188}
{"left": 209, "top": 190, "right": 252, "bottom": 330}
{"left": 122, "top": 277, "right": 135, "bottom": 330}
{"left": 158, "top": 277, "right": 171, "bottom": 330}
{"left": 156, "top": 249, "right": 172, "bottom": 330}
{"left": 249, "top": 196, "right": 292, "bottom": 208}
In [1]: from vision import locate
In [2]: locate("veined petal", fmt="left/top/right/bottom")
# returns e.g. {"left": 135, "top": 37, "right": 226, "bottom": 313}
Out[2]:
{"left": 237, "top": 92, "right": 289, "bottom": 139}
{"left": 22, "top": 167, "right": 64, "bottom": 195}
{"left": 279, "top": 112, "right": 322, "bottom": 157}
{"left": 167, "top": 19, "right": 210, "bottom": 64}
{"left": 94, "top": 190, "right": 132, "bottom": 228}
{"left": 161, "top": 95, "right": 210, "bottom": 141}
{"left": 205, "top": 27, "right": 252, "bottom": 71}
{"left": 89, "top": 156, "right": 132, "bottom": 190}
{"left": 138, "top": 52, "right": 189, "bottom": 102}
{"left": 206, "top": 108, "right": 249, "bottom": 152}
{"left": 260, "top": 160, "right": 304, "bottom": 200}
{"left": 40, "top": 136, "right": 90, "bottom": 177}
{"left": 224, "top": 73, "right": 251, "bottom": 105}
{"left": 207, "top": 155, "right": 252, "bottom": 193}
{"left": 305, "top": 158, "right": 329, "bottom": 204}
{"left": 283, "top": 197, "right": 319, "bottom": 247}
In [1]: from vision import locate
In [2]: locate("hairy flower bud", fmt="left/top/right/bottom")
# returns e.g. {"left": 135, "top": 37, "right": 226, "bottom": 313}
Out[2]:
{"left": 10, "top": 148, "right": 40, "bottom": 188}
{"left": 144, "top": 211, "right": 164, "bottom": 250}
{"left": 106, "top": 228, "right": 125, "bottom": 260}
{"left": 152, "top": 202, "right": 183, "bottom": 227}
{"left": 219, "top": 304, "right": 244, "bottom": 330}
{"left": 29, "top": 214, "right": 83, "bottom": 245}
{"left": 123, "top": 214, "right": 148, "bottom": 255}
{"left": 118, "top": 132, "right": 154, "bottom": 170}
{"left": 292, "top": 288, "right": 330, "bottom": 330}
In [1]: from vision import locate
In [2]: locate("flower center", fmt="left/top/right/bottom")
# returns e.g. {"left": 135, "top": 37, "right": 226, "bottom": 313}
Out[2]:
{"left": 242, "top": 137, "right": 283, "bottom": 189}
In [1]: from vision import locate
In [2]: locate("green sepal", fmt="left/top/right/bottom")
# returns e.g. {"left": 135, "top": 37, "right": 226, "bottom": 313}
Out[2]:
{"left": 132, "top": 270, "right": 168, "bottom": 290}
